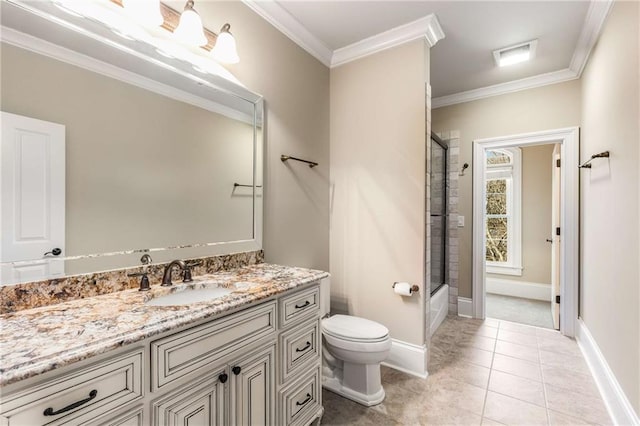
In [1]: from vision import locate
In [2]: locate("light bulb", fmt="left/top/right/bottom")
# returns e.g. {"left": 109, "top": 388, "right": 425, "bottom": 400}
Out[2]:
{"left": 174, "top": 0, "right": 207, "bottom": 47}
{"left": 212, "top": 23, "right": 239, "bottom": 64}
{"left": 122, "top": 0, "right": 164, "bottom": 27}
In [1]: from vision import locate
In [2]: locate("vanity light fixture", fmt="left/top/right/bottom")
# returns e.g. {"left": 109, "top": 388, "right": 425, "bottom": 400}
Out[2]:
{"left": 493, "top": 40, "right": 537, "bottom": 67}
{"left": 174, "top": 0, "right": 208, "bottom": 47}
{"left": 122, "top": 0, "right": 163, "bottom": 27}
{"left": 53, "top": 0, "right": 240, "bottom": 68}
{"left": 212, "top": 24, "right": 239, "bottom": 64}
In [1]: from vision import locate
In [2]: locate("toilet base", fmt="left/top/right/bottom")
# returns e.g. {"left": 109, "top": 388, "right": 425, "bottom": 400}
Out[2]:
{"left": 322, "top": 375, "right": 386, "bottom": 406}
{"left": 322, "top": 364, "right": 385, "bottom": 407}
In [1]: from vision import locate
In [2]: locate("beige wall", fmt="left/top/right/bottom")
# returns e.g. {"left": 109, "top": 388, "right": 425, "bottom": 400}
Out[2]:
{"left": 432, "top": 80, "right": 581, "bottom": 297}
{"left": 2, "top": 43, "right": 255, "bottom": 256}
{"left": 211, "top": 2, "right": 331, "bottom": 272}
{"left": 580, "top": 0, "right": 640, "bottom": 414}
{"left": 330, "top": 40, "right": 428, "bottom": 345}
{"left": 487, "top": 144, "right": 554, "bottom": 285}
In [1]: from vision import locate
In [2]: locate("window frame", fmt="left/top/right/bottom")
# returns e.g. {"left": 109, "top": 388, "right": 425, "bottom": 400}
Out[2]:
{"left": 485, "top": 148, "right": 522, "bottom": 276}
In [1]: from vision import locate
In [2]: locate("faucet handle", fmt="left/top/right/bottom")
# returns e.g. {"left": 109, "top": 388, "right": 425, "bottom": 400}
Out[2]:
{"left": 128, "top": 272, "right": 151, "bottom": 291}
{"left": 183, "top": 266, "right": 193, "bottom": 283}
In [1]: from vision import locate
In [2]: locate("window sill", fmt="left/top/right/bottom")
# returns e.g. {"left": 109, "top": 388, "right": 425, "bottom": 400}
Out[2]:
{"left": 486, "top": 264, "right": 523, "bottom": 276}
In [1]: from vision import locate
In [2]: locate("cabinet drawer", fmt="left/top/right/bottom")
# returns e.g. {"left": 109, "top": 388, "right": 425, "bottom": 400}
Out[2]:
{"left": 279, "top": 368, "right": 321, "bottom": 426}
{"left": 90, "top": 405, "right": 144, "bottom": 426}
{"left": 151, "top": 301, "right": 276, "bottom": 391}
{"left": 279, "top": 286, "right": 320, "bottom": 329}
{"left": 280, "top": 318, "right": 320, "bottom": 384}
{"left": 0, "top": 349, "right": 143, "bottom": 426}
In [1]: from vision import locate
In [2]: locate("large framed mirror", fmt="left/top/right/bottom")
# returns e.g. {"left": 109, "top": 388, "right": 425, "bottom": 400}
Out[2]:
{"left": 0, "top": 0, "right": 264, "bottom": 285}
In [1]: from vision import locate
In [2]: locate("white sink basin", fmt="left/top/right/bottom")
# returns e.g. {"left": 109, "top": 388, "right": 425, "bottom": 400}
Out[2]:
{"left": 146, "top": 287, "right": 233, "bottom": 306}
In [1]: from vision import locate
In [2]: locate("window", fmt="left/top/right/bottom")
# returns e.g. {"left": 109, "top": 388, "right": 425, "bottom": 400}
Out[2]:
{"left": 485, "top": 148, "right": 522, "bottom": 275}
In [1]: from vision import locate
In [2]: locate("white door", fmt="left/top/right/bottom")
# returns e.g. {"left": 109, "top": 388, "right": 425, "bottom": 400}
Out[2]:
{"left": 1, "top": 112, "right": 65, "bottom": 283}
{"left": 551, "top": 144, "right": 561, "bottom": 330}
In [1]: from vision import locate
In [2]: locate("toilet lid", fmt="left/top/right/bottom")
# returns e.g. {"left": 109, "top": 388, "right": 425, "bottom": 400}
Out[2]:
{"left": 322, "top": 315, "right": 389, "bottom": 341}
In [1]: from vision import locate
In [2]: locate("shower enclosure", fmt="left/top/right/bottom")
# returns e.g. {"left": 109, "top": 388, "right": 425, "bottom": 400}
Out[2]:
{"left": 430, "top": 134, "right": 447, "bottom": 295}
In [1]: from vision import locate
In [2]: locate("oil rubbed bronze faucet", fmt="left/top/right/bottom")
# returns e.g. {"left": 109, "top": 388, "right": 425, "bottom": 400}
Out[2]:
{"left": 161, "top": 260, "right": 193, "bottom": 286}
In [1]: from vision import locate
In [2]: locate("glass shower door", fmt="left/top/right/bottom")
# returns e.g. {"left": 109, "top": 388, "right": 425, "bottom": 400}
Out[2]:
{"left": 430, "top": 136, "right": 447, "bottom": 295}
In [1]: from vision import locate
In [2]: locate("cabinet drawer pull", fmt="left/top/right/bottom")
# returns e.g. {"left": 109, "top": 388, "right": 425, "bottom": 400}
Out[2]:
{"left": 219, "top": 373, "right": 228, "bottom": 383}
{"left": 43, "top": 389, "right": 98, "bottom": 416}
{"left": 232, "top": 366, "right": 242, "bottom": 375}
{"left": 296, "top": 393, "right": 312, "bottom": 406}
{"left": 294, "top": 300, "right": 310, "bottom": 309}
{"left": 295, "top": 341, "right": 311, "bottom": 352}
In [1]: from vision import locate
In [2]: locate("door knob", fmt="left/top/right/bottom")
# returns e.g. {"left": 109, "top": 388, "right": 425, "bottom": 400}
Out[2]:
{"left": 232, "top": 366, "right": 242, "bottom": 375}
{"left": 44, "top": 248, "right": 62, "bottom": 256}
{"left": 545, "top": 239, "right": 553, "bottom": 243}
{"left": 218, "top": 373, "right": 228, "bottom": 383}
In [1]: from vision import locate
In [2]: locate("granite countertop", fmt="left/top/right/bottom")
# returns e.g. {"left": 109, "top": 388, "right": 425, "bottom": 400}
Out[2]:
{"left": 0, "top": 263, "right": 328, "bottom": 386}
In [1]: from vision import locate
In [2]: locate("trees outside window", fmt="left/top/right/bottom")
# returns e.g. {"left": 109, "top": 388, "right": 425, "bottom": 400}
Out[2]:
{"left": 485, "top": 148, "right": 522, "bottom": 275}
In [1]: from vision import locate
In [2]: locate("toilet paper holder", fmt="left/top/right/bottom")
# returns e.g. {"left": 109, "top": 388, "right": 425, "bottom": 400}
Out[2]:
{"left": 392, "top": 282, "right": 420, "bottom": 294}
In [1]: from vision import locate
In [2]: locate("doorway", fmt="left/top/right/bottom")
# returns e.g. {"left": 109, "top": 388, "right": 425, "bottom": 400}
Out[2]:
{"left": 483, "top": 144, "right": 559, "bottom": 329}
{"left": 472, "top": 128, "right": 579, "bottom": 337}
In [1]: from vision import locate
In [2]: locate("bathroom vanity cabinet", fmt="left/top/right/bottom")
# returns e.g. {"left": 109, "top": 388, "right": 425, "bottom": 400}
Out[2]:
{"left": 0, "top": 283, "right": 322, "bottom": 426}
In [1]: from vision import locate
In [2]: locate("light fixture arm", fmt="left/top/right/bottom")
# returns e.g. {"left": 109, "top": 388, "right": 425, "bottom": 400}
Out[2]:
{"left": 183, "top": 0, "right": 195, "bottom": 12}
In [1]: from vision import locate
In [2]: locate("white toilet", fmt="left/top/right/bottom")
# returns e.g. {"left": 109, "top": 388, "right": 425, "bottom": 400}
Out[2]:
{"left": 320, "top": 278, "right": 392, "bottom": 406}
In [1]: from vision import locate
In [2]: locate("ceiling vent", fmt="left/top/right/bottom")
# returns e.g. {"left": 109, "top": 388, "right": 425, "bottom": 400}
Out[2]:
{"left": 493, "top": 40, "right": 538, "bottom": 67}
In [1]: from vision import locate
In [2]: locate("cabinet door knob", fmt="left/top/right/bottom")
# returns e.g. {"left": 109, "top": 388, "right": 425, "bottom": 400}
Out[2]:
{"left": 218, "top": 373, "right": 228, "bottom": 383}
{"left": 232, "top": 366, "right": 242, "bottom": 375}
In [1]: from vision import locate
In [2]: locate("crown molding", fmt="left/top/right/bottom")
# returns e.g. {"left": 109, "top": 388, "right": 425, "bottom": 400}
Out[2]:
{"left": 569, "top": 0, "right": 614, "bottom": 75}
{"left": 241, "top": 1, "right": 443, "bottom": 69}
{"left": 432, "top": 68, "right": 578, "bottom": 108}
{"left": 433, "top": 0, "right": 613, "bottom": 109}
{"left": 331, "top": 14, "right": 444, "bottom": 68}
{"left": 241, "top": 0, "right": 333, "bottom": 67}
{"left": 0, "top": 26, "right": 254, "bottom": 124}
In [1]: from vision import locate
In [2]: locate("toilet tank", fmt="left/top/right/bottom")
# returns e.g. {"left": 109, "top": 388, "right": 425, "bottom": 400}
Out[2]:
{"left": 319, "top": 277, "right": 330, "bottom": 317}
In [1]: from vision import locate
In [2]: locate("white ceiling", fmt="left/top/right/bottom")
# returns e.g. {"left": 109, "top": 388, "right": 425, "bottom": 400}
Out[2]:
{"left": 247, "top": 0, "right": 609, "bottom": 105}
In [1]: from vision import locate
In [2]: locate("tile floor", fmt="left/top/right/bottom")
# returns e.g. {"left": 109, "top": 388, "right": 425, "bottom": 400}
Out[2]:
{"left": 486, "top": 293, "right": 554, "bottom": 329}
{"left": 321, "top": 315, "right": 611, "bottom": 425}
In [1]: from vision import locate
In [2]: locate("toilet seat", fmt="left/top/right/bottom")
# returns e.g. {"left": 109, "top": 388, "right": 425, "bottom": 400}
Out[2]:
{"left": 322, "top": 315, "right": 389, "bottom": 340}
{"left": 322, "top": 315, "right": 391, "bottom": 353}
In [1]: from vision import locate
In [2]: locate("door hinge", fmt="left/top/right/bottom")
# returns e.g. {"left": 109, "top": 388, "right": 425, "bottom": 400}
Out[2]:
{"left": 556, "top": 227, "right": 561, "bottom": 236}
{"left": 555, "top": 295, "right": 561, "bottom": 304}
{"left": 556, "top": 159, "right": 561, "bottom": 167}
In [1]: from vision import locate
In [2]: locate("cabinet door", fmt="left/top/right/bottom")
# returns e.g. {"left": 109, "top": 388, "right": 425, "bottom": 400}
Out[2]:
{"left": 153, "top": 369, "right": 227, "bottom": 426}
{"left": 230, "top": 345, "right": 275, "bottom": 426}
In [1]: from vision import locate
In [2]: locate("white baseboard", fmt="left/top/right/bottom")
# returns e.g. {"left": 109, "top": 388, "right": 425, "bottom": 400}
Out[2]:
{"left": 486, "top": 277, "right": 551, "bottom": 301}
{"left": 458, "top": 297, "right": 473, "bottom": 318}
{"left": 576, "top": 319, "right": 640, "bottom": 425}
{"left": 381, "top": 339, "right": 428, "bottom": 379}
